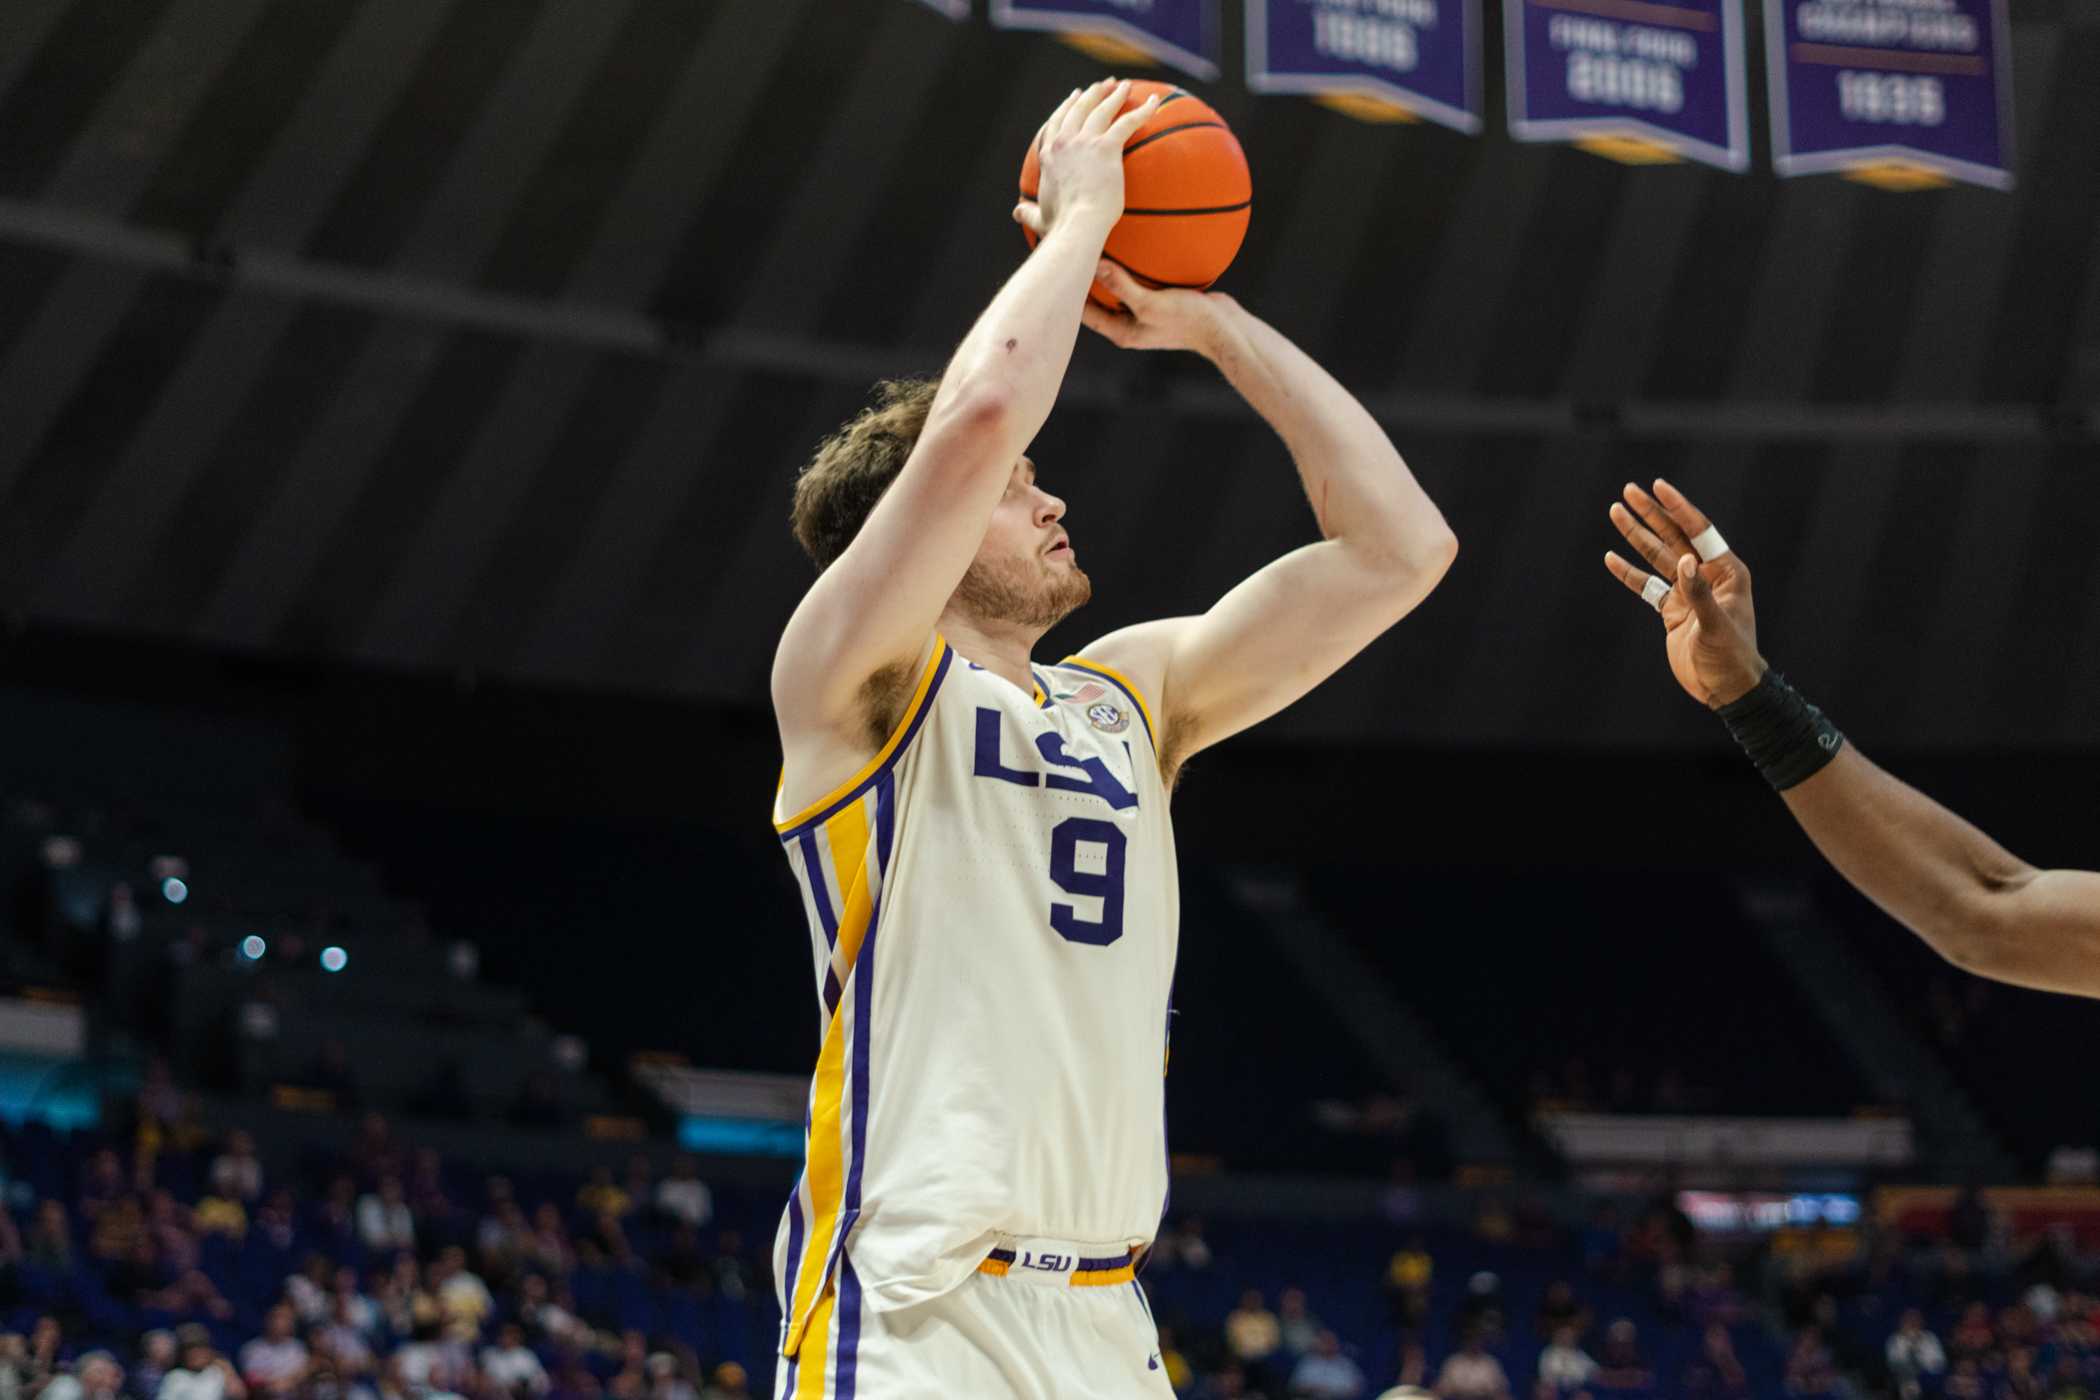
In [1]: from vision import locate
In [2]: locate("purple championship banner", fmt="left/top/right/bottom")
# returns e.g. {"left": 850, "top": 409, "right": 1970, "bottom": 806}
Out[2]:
{"left": 1246, "top": 0, "right": 1482, "bottom": 135}
{"left": 1766, "top": 0, "right": 2012, "bottom": 189}
{"left": 1504, "top": 0, "right": 1747, "bottom": 169}
{"left": 989, "top": 0, "right": 1221, "bottom": 80}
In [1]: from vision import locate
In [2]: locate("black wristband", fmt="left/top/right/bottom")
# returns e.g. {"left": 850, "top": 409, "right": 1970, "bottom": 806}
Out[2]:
{"left": 1717, "top": 670, "right": 1845, "bottom": 792}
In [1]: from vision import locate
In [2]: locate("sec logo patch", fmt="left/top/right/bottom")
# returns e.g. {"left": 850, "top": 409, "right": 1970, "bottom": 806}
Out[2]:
{"left": 1085, "top": 701, "right": 1129, "bottom": 734}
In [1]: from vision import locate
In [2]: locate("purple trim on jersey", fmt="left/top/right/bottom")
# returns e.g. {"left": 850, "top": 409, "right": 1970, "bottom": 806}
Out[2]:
{"left": 775, "top": 645, "right": 954, "bottom": 842}
{"left": 843, "top": 772, "right": 887, "bottom": 1220}
{"left": 835, "top": 1252, "right": 864, "bottom": 1399}
{"left": 798, "top": 831, "right": 839, "bottom": 951}
{"left": 777, "top": 1188, "right": 806, "bottom": 1356}
{"left": 1031, "top": 669, "right": 1055, "bottom": 709}
{"left": 1057, "top": 660, "right": 1155, "bottom": 749}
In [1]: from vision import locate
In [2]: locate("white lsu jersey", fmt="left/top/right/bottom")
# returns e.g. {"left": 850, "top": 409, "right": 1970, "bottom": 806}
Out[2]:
{"left": 770, "top": 634, "right": 1179, "bottom": 1364}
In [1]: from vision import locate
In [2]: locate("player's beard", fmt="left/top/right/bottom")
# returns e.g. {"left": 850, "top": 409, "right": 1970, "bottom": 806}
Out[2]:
{"left": 954, "top": 550, "right": 1092, "bottom": 630}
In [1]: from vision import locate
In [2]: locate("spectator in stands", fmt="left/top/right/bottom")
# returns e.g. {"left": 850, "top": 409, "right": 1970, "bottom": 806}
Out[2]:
{"left": 390, "top": 1321, "right": 461, "bottom": 1395}
{"left": 238, "top": 1307, "right": 307, "bottom": 1398}
{"left": 1279, "top": 1289, "right": 1325, "bottom": 1358}
{"left": 1888, "top": 1308, "right": 1948, "bottom": 1400}
{"left": 525, "top": 1206, "right": 572, "bottom": 1277}
{"left": 1783, "top": 1327, "right": 1837, "bottom": 1398}
{"left": 1535, "top": 1282, "right": 1589, "bottom": 1342}
{"left": 514, "top": 1275, "right": 588, "bottom": 1352}
{"left": 128, "top": 1333, "right": 176, "bottom": 1400}
{"left": 2003, "top": 1347, "right": 2045, "bottom": 1400}
{"left": 479, "top": 1324, "right": 547, "bottom": 1398}
{"left": 286, "top": 1255, "right": 335, "bottom": 1327}
{"left": 351, "top": 1116, "right": 403, "bottom": 1190}
{"left": 1537, "top": 1325, "right": 1597, "bottom": 1392}
{"left": 26, "top": 1319, "right": 64, "bottom": 1391}
{"left": 1290, "top": 1332, "right": 1366, "bottom": 1400}
{"left": 1385, "top": 1239, "right": 1434, "bottom": 1333}
{"left": 646, "top": 1352, "right": 696, "bottom": 1400}
{"left": 143, "top": 1193, "right": 196, "bottom": 1277}
{"left": 1952, "top": 1302, "right": 1997, "bottom": 1360}
{"left": 208, "top": 1133, "right": 263, "bottom": 1205}
{"left": 1228, "top": 1291, "right": 1284, "bottom": 1370}
{"left": 28, "top": 1202, "right": 75, "bottom": 1274}
{"left": 1593, "top": 1319, "right": 1653, "bottom": 1391}
{"left": 331, "top": 1268, "right": 381, "bottom": 1342}
{"left": 313, "top": 1309, "right": 373, "bottom": 1386}
{"left": 606, "top": 1332, "right": 650, "bottom": 1400}
{"left": 577, "top": 1167, "right": 632, "bottom": 1223}
{"left": 79, "top": 1150, "right": 128, "bottom": 1223}
{"left": 698, "top": 1363, "right": 748, "bottom": 1400}
{"left": 42, "top": 1350, "right": 124, "bottom": 1400}
{"left": 1431, "top": 1332, "right": 1509, "bottom": 1400}
{"left": 1683, "top": 1324, "right": 1749, "bottom": 1400}
{"left": 653, "top": 1159, "right": 712, "bottom": 1232}
{"left": 476, "top": 1200, "right": 531, "bottom": 1290}
{"left": 1456, "top": 1273, "right": 1506, "bottom": 1344}
{"left": 1149, "top": 1217, "right": 1214, "bottom": 1274}
{"left": 375, "top": 1256, "right": 434, "bottom": 1341}
{"left": 1944, "top": 1356, "right": 1986, "bottom": 1400}
{"left": 161, "top": 1325, "right": 246, "bottom": 1400}
{"left": 710, "top": 1230, "right": 754, "bottom": 1305}
{"left": 430, "top": 1247, "right": 493, "bottom": 1340}
{"left": 407, "top": 1150, "right": 459, "bottom": 1246}
{"left": 357, "top": 1178, "right": 414, "bottom": 1254}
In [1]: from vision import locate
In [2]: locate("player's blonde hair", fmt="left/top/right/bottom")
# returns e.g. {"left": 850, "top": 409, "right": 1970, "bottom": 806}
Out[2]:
{"left": 790, "top": 377, "right": 942, "bottom": 570}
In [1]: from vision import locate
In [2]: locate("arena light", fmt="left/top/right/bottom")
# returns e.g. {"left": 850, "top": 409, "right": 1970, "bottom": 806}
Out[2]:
{"left": 319, "top": 946, "right": 348, "bottom": 973}
{"left": 161, "top": 877, "right": 188, "bottom": 904}
{"left": 239, "top": 936, "right": 266, "bottom": 961}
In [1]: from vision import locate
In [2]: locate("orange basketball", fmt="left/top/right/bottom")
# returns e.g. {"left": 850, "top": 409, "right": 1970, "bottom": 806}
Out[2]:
{"left": 1018, "top": 78, "right": 1251, "bottom": 311}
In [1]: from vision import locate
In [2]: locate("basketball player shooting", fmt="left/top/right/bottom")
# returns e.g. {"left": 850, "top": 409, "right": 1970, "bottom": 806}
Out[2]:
{"left": 766, "top": 79, "right": 1457, "bottom": 1398}
{"left": 1604, "top": 478, "right": 2100, "bottom": 998}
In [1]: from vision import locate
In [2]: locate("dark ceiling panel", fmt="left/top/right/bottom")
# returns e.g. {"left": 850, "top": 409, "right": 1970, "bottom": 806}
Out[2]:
{"left": 1640, "top": 173, "right": 1778, "bottom": 400}
{"left": 276, "top": 327, "right": 526, "bottom": 656}
{"left": 123, "top": 302, "right": 376, "bottom": 633}
{"left": 40, "top": 0, "right": 271, "bottom": 218}
{"left": 0, "top": 0, "right": 182, "bottom": 201}
{"left": 476, "top": 0, "right": 716, "bottom": 300}
{"left": 32, "top": 293, "right": 299, "bottom": 628}
{"left": 0, "top": 263, "right": 148, "bottom": 505}
{"left": 302, "top": 0, "right": 549, "bottom": 269}
{"left": 510, "top": 363, "right": 740, "bottom": 681}
{"left": 1725, "top": 181, "right": 1859, "bottom": 400}
{"left": 565, "top": 0, "right": 815, "bottom": 310}
{"left": 1979, "top": 25, "right": 2100, "bottom": 405}
{"left": 213, "top": 0, "right": 461, "bottom": 252}
{"left": 0, "top": 272, "right": 222, "bottom": 601}
{"left": 1559, "top": 168, "right": 1709, "bottom": 404}
{"left": 393, "top": 0, "right": 637, "bottom": 285}
{"left": 1477, "top": 149, "right": 1626, "bottom": 398}
{"left": 130, "top": 0, "right": 372, "bottom": 238}
{"left": 352, "top": 343, "right": 598, "bottom": 667}
{"left": 1395, "top": 143, "right": 1554, "bottom": 392}
{"left": 732, "top": 5, "right": 960, "bottom": 339}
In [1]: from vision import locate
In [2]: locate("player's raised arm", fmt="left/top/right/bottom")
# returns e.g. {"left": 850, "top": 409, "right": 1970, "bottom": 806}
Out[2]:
{"left": 1071, "top": 267, "right": 1458, "bottom": 770}
{"left": 1604, "top": 478, "right": 2100, "bottom": 999}
{"left": 771, "top": 81, "right": 1163, "bottom": 745}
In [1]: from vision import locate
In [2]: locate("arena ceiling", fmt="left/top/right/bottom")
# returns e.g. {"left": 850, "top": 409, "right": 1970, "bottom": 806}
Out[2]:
{"left": 0, "top": 0, "right": 2096, "bottom": 748}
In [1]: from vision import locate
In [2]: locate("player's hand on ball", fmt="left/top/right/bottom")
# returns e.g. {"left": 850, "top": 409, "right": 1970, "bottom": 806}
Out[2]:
{"left": 1604, "top": 479, "right": 1767, "bottom": 709}
{"left": 1012, "top": 79, "right": 1163, "bottom": 242}
{"left": 1080, "top": 260, "right": 1233, "bottom": 353}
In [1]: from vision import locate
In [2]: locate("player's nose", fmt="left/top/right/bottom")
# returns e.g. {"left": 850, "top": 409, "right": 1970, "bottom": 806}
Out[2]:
{"left": 1034, "top": 489, "right": 1066, "bottom": 525}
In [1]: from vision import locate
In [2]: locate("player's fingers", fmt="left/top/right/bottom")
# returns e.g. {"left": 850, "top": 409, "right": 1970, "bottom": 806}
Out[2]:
{"left": 1653, "top": 478, "right": 1734, "bottom": 562}
{"left": 1080, "top": 79, "right": 1134, "bottom": 136}
{"left": 1094, "top": 260, "right": 1151, "bottom": 312}
{"left": 1608, "top": 502, "right": 1681, "bottom": 578}
{"left": 1040, "top": 88, "right": 1080, "bottom": 146}
{"left": 1623, "top": 481, "right": 1695, "bottom": 560}
{"left": 1675, "top": 553, "right": 1727, "bottom": 625}
{"left": 1605, "top": 551, "right": 1670, "bottom": 615}
{"left": 1062, "top": 78, "right": 1116, "bottom": 134}
{"left": 1012, "top": 201, "right": 1046, "bottom": 238}
{"left": 1107, "top": 92, "right": 1164, "bottom": 143}
{"left": 1080, "top": 303, "right": 1132, "bottom": 345}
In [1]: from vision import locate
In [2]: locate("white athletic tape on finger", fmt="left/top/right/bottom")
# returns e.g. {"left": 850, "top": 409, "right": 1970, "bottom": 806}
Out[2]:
{"left": 1641, "top": 575, "right": 1671, "bottom": 612}
{"left": 1689, "top": 525, "right": 1729, "bottom": 562}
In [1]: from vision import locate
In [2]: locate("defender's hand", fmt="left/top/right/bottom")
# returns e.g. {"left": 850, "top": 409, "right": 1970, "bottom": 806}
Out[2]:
{"left": 1080, "top": 260, "right": 1235, "bottom": 354}
{"left": 1012, "top": 80, "right": 1163, "bottom": 244}
{"left": 1604, "top": 479, "right": 1766, "bottom": 708}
